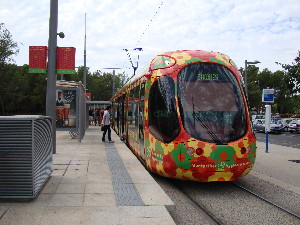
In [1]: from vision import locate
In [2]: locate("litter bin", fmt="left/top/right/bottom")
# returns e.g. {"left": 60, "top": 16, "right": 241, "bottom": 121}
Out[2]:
{"left": 0, "top": 115, "right": 53, "bottom": 198}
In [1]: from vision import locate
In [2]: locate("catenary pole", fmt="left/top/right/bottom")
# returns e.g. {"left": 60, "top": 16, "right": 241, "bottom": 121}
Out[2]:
{"left": 83, "top": 13, "right": 87, "bottom": 88}
{"left": 245, "top": 60, "right": 248, "bottom": 99}
{"left": 82, "top": 13, "right": 87, "bottom": 140}
{"left": 112, "top": 70, "right": 115, "bottom": 96}
{"left": 46, "top": 0, "right": 58, "bottom": 154}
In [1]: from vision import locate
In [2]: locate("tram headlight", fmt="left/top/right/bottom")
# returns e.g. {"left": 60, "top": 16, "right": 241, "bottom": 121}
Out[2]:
{"left": 246, "top": 146, "right": 252, "bottom": 153}
{"left": 240, "top": 147, "right": 246, "bottom": 154}
{"left": 240, "top": 146, "right": 251, "bottom": 154}
{"left": 187, "top": 147, "right": 195, "bottom": 155}
{"left": 196, "top": 148, "right": 203, "bottom": 156}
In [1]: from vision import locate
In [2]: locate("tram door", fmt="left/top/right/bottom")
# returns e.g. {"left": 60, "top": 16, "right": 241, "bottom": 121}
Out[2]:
{"left": 112, "top": 102, "right": 117, "bottom": 132}
{"left": 118, "top": 94, "right": 125, "bottom": 137}
{"left": 115, "top": 101, "right": 119, "bottom": 135}
{"left": 139, "top": 82, "right": 146, "bottom": 161}
{"left": 121, "top": 94, "right": 125, "bottom": 135}
{"left": 117, "top": 98, "right": 121, "bottom": 135}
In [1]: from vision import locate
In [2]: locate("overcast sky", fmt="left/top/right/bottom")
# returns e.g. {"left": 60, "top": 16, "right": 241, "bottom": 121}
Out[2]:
{"left": 1, "top": 0, "right": 299, "bottom": 76}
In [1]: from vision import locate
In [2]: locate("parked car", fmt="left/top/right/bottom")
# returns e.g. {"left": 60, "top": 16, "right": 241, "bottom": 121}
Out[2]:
{"left": 252, "top": 119, "right": 282, "bottom": 134}
{"left": 276, "top": 118, "right": 293, "bottom": 132}
{"left": 288, "top": 119, "right": 300, "bottom": 133}
{"left": 291, "top": 114, "right": 300, "bottom": 118}
{"left": 251, "top": 114, "right": 265, "bottom": 122}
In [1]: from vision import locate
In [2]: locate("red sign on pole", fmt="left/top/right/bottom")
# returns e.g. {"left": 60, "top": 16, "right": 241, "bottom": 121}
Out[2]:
{"left": 28, "top": 46, "right": 47, "bottom": 73}
{"left": 56, "top": 47, "right": 76, "bottom": 74}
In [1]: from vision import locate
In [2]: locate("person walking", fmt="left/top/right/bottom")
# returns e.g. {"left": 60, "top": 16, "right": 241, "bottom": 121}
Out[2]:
{"left": 101, "top": 106, "right": 114, "bottom": 143}
{"left": 94, "top": 108, "right": 100, "bottom": 126}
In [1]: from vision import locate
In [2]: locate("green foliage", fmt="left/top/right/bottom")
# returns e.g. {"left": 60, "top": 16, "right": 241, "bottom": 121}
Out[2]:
{"left": 245, "top": 51, "right": 300, "bottom": 114}
{"left": 0, "top": 23, "right": 19, "bottom": 78}
{"left": 276, "top": 51, "right": 300, "bottom": 94}
{"left": 0, "top": 63, "right": 128, "bottom": 115}
{"left": 62, "top": 66, "right": 127, "bottom": 101}
{"left": 0, "top": 64, "right": 47, "bottom": 115}
{"left": 1, "top": 23, "right": 299, "bottom": 115}
{"left": 0, "top": 62, "right": 127, "bottom": 115}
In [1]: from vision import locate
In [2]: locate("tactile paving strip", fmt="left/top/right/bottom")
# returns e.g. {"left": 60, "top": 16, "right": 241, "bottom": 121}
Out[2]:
{"left": 104, "top": 143, "right": 145, "bottom": 206}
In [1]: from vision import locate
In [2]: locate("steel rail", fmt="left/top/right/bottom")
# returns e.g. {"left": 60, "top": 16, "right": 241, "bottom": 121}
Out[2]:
{"left": 232, "top": 182, "right": 300, "bottom": 220}
{"left": 173, "top": 181, "right": 223, "bottom": 225}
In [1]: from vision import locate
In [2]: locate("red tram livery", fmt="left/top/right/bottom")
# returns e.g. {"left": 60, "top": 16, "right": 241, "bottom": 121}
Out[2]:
{"left": 111, "top": 50, "right": 256, "bottom": 182}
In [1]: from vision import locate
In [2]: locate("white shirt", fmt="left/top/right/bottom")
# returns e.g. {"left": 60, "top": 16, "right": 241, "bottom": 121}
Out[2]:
{"left": 102, "top": 110, "right": 110, "bottom": 125}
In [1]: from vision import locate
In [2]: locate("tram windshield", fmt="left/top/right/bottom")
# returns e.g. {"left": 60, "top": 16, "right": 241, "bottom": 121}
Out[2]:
{"left": 178, "top": 63, "right": 247, "bottom": 144}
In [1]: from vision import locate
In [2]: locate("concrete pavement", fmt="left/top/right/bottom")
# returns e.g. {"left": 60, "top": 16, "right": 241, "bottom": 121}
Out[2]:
{"left": 0, "top": 126, "right": 175, "bottom": 225}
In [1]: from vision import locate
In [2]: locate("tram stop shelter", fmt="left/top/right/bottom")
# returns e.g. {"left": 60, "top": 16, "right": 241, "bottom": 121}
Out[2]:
{"left": 56, "top": 80, "right": 88, "bottom": 142}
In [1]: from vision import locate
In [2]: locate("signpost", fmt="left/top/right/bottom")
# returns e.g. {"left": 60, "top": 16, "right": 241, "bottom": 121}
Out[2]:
{"left": 46, "top": 0, "right": 58, "bottom": 154}
{"left": 262, "top": 89, "right": 275, "bottom": 103}
{"left": 262, "top": 89, "right": 274, "bottom": 153}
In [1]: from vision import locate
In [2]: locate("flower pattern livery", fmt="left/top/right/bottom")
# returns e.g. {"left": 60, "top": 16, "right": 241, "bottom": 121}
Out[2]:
{"left": 112, "top": 50, "right": 256, "bottom": 182}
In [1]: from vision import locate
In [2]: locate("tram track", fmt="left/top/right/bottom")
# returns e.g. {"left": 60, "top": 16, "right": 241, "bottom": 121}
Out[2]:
{"left": 173, "top": 180, "right": 300, "bottom": 224}
{"left": 171, "top": 181, "right": 223, "bottom": 225}
{"left": 153, "top": 173, "right": 300, "bottom": 224}
{"left": 231, "top": 181, "right": 300, "bottom": 220}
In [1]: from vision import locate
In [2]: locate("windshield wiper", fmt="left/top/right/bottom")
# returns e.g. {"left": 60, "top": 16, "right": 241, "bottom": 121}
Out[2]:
{"left": 190, "top": 96, "right": 222, "bottom": 145}
{"left": 192, "top": 96, "right": 195, "bottom": 128}
{"left": 194, "top": 112, "right": 223, "bottom": 145}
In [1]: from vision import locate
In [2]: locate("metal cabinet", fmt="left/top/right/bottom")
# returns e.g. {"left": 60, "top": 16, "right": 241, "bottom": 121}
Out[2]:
{"left": 0, "top": 116, "right": 53, "bottom": 198}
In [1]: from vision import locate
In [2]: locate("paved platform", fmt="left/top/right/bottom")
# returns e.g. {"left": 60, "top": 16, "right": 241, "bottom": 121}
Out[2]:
{"left": 0, "top": 126, "right": 175, "bottom": 225}
{"left": 251, "top": 140, "right": 300, "bottom": 194}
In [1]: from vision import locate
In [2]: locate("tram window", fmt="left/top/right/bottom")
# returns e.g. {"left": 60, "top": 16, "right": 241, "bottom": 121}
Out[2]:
{"left": 112, "top": 101, "right": 117, "bottom": 129}
{"left": 115, "top": 100, "right": 119, "bottom": 132}
{"left": 128, "top": 86, "right": 139, "bottom": 130}
{"left": 148, "top": 76, "right": 180, "bottom": 143}
{"left": 178, "top": 62, "right": 247, "bottom": 144}
{"left": 139, "top": 82, "right": 145, "bottom": 140}
{"left": 121, "top": 94, "right": 125, "bottom": 134}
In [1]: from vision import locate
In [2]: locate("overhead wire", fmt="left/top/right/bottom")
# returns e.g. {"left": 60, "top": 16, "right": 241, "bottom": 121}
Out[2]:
{"left": 120, "top": 0, "right": 166, "bottom": 77}
{"left": 135, "top": 0, "right": 165, "bottom": 47}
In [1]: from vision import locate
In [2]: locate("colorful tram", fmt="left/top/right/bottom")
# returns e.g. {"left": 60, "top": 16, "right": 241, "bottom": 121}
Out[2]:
{"left": 111, "top": 50, "right": 256, "bottom": 182}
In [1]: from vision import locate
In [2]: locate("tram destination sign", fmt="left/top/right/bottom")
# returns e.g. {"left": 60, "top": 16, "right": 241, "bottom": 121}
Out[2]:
{"left": 198, "top": 73, "right": 219, "bottom": 81}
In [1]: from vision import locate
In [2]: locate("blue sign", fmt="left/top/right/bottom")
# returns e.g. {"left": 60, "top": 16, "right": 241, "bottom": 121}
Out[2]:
{"left": 264, "top": 94, "right": 274, "bottom": 102}
{"left": 262, "top": 89, "right": 274, "bottom": 103}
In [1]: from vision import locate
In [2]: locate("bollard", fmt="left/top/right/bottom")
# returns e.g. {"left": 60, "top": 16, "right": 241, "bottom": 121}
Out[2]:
{"left": 265, "top": 131, "right": 269, "bottom": 153}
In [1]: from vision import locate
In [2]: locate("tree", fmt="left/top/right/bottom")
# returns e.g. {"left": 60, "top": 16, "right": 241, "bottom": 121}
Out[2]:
{"left": 60, "top": 66, "right": 126, "bottom": 101}
{"left": 245, "top": 52, "right": 300, "bottom": 115}
{"left": 86, "top": 70, "right": 125, "bottom": 101}
{"left": 0, "top": 63, "right": 47, "bottom": 115}
{"left": 240, "top": 65, "right": 261, "bottom": 112}
{"left": 0, "top": 23, "right": 19, "bottom": 77}
{"left": 276, "top": 51, "right": 300, "bottom": 94}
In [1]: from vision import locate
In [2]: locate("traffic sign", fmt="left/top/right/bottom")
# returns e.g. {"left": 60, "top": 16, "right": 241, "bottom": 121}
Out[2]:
{"left": 262, "top": 89, "right": 274, "bottom": 103}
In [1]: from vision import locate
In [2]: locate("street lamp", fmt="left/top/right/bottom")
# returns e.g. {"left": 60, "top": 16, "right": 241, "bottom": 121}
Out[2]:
{"left": 47, "top": 0, "right": 65, "bottom": 153}
{"left": 245, "top": 60, "right": 261, "bottom": 98}
{"left": 102, "top": 68, "right": 122, "bottom": 96}
{"left": 57, "top": 32, "right": 65, "bottom": 39}
{"left": 46, "top": 0, "right": 59, "bottom": 154}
